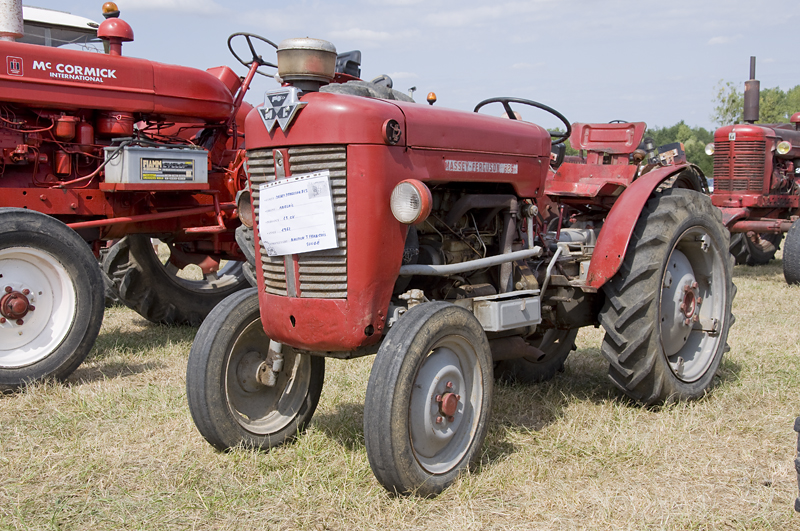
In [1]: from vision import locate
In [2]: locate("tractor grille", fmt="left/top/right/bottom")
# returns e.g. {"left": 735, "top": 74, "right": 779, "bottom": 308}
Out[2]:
{"left": 713, "top": 140, "right": 766, "bottom": 192}
{"left": 248, "top": 145, "right": 348, "bottom": 299}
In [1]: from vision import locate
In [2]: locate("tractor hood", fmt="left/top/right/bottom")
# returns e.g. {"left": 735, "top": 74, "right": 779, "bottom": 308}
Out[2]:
{"left": 0, "top": 41, "right": 234, "bottom": 121}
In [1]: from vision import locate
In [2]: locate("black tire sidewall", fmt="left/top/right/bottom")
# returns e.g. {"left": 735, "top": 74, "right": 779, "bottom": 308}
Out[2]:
{"left": 784, "top": 221, "right": 800, "bottom": 284}
{"left": 186, "top": 288, "right": 324, "bottom": 450}
{"left": 0, "top": 209, "right": 103, "bottom": 389}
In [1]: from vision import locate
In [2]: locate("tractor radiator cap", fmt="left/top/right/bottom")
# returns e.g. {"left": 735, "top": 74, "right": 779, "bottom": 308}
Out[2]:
{"left": 277, "top": 37, "right": 337, "bottom": 86}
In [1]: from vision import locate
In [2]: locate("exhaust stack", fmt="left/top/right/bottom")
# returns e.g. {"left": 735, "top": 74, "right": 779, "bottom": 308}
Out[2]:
{"left": 744, "top": 56, "right": 760, "bottom": 124}
{"left": 0, "top": 0, "right": 23, "bottom": 42}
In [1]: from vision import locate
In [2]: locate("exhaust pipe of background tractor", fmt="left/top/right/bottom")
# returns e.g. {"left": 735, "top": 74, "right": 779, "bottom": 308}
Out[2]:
{"left": 744, "top": 56, "right": 760, "bottom": 124}
{"left": 0, "top": 0, "right": 23, "bottom": 42}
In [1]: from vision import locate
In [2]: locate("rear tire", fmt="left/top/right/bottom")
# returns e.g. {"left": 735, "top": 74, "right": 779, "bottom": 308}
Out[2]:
{"left": 783, "top": 221, "right": 800, "bottom": 285}
{"left": 364, "top": 302, "right": 493, "bottom": 496}
{"left": 186, "top": 288, "right": 324, "bottom": 451}
{"left": 729, "top": 232, "right": 782, "bottom": 266}
{"left": 103, "top": 235, "right": 249, "bottom": 325}
{"left": 0, "top": 209, "right": 104, "bottom": 391}
{"left": 494, "top": 329, "right": 578, "bottom": 384}
{"left": 598, "top": 189, "right": 734, "bottom": 404}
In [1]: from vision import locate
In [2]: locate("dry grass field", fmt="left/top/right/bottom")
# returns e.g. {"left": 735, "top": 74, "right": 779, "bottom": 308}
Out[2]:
{"left": 2, "top": 255, "right": 800, "bottom": 530}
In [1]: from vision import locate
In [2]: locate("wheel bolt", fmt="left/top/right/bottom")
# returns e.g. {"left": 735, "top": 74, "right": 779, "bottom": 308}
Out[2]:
{"left": 696, "top": 297, "right": 702, "bottom": 305}
{"left": 684, "top": 318, "right": 691, "bottom": 326}
{"left": 4, "top": 286, "right": 11, "bottom": 293}
{"left": 22, "top": 289, "right": 29, "bottom": 295}
{"left": 447, "top": 416, "right": 454, "bottom": 422}
{"left": 691, "top": 281, "right": 698, "bottom": 289}
{"left": 455, "top": 395, "right": 460, "bottom": 401}
{"left": 446, "top": 381, "right": 453, "bottom": 389}
{"left": 435, "top": 416, "right": 443, "bottom": 424}
{"left": 0, "top": 317, "right": 5, "bottom": 324}
{"left": 28, "top": 306, "right": 34, "bottom": 311}
{"left": 435, "top": 394, "right": 442, "bottom": 403}
{"left": 16, "top": 319, "right": 23, "bottom": 325}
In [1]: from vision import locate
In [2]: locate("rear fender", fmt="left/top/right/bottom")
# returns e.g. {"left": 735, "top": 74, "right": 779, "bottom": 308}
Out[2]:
{"left": 585, "top": 164, "right": 702, "bottom": 289}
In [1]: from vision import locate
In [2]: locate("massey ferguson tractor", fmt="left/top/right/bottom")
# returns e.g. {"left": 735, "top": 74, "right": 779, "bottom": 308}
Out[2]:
{"left": 707, "top": 57, "right": 800, "bottom": 282}
{"left": 185, "top": 37, "right": 735, "bottom": 496}
{"left": 0, "top": 2, "right": 294, "bottom": 390}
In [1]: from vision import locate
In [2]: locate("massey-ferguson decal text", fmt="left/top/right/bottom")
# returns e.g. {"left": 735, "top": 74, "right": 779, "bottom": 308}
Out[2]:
{"left": 32, "top": 60, "right": 117, "bottom": 83}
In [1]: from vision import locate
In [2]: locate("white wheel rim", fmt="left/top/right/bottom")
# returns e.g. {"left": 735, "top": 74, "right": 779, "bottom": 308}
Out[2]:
{"left": 0, "top": 247, "right": 76, "bottom": 368}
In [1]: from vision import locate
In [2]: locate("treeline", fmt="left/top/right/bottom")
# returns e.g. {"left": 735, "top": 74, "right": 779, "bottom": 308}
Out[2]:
{"left": 645, "top": 122, "right": 714, "bottom": 177}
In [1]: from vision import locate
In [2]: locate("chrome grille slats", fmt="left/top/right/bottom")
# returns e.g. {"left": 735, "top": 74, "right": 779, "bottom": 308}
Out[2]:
{"left": 713, "top": 140, "right": 765, "bottom": 192}
{"left": 248, "top": 145, "right": 348, "bottom": 299}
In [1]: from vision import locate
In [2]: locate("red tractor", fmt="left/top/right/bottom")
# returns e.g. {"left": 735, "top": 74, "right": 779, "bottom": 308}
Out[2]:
{"left": 0, "top": 3, "right": 284, "bottom": 390}
{"left": 186, "top": 38, "right": 734, "bottom": 496}
{"left": 708, "top": 57, "right": 800, "bottom": 281}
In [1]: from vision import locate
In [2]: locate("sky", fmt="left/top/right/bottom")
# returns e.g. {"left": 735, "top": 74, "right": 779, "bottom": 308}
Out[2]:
{"left": 18, "top": 0, "right": 800, "bottom": 132}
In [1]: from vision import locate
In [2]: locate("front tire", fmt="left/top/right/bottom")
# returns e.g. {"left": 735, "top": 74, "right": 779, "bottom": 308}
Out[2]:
{"left": 186, "top": 288, "right": 324, "bottom": 450}
{"left": 783, "top": 221, "right": 800, "bottom": 285}
{"left": 0, "top": 209, "right": 104, "bottom": 391}
{"left": 364, "top": 302, "right": 493, "bottom": 496}
{"left": 729, "top": 232, "right": 782, "bottom": 266}
{"left": 598, "top": 189, "right": 734, "bottom": 404}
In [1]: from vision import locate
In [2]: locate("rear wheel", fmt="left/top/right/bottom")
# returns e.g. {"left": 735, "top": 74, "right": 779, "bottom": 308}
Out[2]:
{"left": 729, "top": 232, "right": 782, "bottom": 266}
{"left": 364, "top": 302, "right": 493, "bottom": 496}
{"left": 494, "top": 328, "right": 578, "bottom": 384}
{"left": 783, "top": 221, "right": 800, "bottom": 285}
{"left": 103, "top": 235, "right": 249, "bottom": 325}
{"left": 0, "top": 209, "right": 104, "bottom": 391}
{"left": 186, "top": 288, "right": 324, "bottom": 450}
{"left": 598, "top": 189, "right": 734, "bottom": 404}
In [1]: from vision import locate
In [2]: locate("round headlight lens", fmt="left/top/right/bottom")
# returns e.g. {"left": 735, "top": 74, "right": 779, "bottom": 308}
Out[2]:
{"left": 236, "top": 190, "right": 253, "bottom": 228}
{"left": 704, "top": 143, "right": 715, "bottom": 156}
{"left": 777, "top": 140, "right": 792, "bottom": 155}
{"left": 390, "top": 180, "right": 431, "bottom": 224}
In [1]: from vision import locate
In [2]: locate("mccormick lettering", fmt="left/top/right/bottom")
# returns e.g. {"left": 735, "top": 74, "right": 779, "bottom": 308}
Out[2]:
{"left": 444, "top": 160, "right": 519, "bottom": 174}
{"left": 32, "top": 60, "right": 116, "bottom": 84}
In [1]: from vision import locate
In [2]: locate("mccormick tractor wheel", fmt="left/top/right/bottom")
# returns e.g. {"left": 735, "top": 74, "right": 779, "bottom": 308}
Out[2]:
{"left": 783, "top": 221, "right": 800, "bottom": 285}
{"left": 363, "top": 302, "right": 493, "bottom": 496}
{"left": 729, "top": 232, "right": 782, "bottom": 266}
{"left": 598, "top": 189, "right": 733, "bottom": 405}
{"left": 0, "top": 208, "right": 104, "bottom": 391}
{"left": 186, "top": 288, "right": 324, "bottom": 451}
{"left": 494, "top": 328, "right": 578, "bottom": 384}
{"left": 103, "top": 235, "right": 249, "bottom": 326}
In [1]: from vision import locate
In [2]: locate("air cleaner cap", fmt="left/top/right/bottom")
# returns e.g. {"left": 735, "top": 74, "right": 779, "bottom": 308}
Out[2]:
{"left": 277, "top": 37, "right": 337, "bottom": 84}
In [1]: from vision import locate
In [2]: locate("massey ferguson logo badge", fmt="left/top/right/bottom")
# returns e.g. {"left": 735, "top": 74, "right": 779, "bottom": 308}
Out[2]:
{"left": 7, "top": 56, "right": 23, "bottom": 76}
{"left": 258, "top": 87, "right": 307, "bottom": 133}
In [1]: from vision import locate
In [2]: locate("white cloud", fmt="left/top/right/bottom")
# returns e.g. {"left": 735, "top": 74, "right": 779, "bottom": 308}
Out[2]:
{"left": 707, "top": 34, "right": 742, "bottom": 45}
{"left": 328, "top": 28, "right": 394, "bottom": 42}
{"left": 118, "top": 0, "right": 226, "bottom": 15}
{"left": 386, "top": 72, "right": 419, "bottom": 80}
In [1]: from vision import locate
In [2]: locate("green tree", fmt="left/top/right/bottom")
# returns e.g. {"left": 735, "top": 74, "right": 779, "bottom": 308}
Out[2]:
{"left": 711, "top": 82, "right": 800, "bottom": 125}
{"left": 711, "top": 81, "right": 743, "bottom": 126}
{"left": 645, "top": 121, "right": 714, "bottom": 177}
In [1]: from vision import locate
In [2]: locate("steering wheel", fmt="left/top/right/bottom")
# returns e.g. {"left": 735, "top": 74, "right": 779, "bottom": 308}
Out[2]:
{"left": 227, "top": 33, "right": 278, "bottom": 77}
{"left": 473, "top": 97, "right": 571, "bottom": 145}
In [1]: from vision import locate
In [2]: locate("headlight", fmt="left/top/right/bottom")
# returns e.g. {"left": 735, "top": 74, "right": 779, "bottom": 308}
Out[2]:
{"left": 704, "top": 143, "right": 715, "bottom": 156}
{"left": 777, "top": 141, "right": 792, "bottom": 155}
{"left": 390, "top": 179, "right": 432, "bottom": 224}
{"left": 236, "top": 190, "right": 253, "bottom": 228}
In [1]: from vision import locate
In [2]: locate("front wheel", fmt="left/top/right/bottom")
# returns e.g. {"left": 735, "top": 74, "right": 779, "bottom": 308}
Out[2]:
{"left": 598, "top": 189, "right": 734, "bottom": 404}
{"left": 783, "top": 221, "right": 800, "bottom": 285}
{"left": 364, "top": 302, "right": 493, "bottom": 497}
{"left": 0, "top": 209, "right": 104, "bottom": 391}
{"left": 186, "top": 288, "right": 324, "bottom": 450}
{"left": 729, "top": 232, "right": 782, "bottom": 266}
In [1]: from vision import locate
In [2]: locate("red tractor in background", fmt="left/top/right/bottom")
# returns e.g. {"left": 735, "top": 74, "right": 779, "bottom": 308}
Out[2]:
{"left": 186, "top": 37, "right": 734, "bottom": 496}
{"left": 708, "top": 57, "right": 800, "bottom": 282}
{"left": 0, "top": 2, "right": 301, "bottom": 390}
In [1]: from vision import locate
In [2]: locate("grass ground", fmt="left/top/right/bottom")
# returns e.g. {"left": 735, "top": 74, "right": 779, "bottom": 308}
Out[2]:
{"left": 1, "top": 257, "right": 800, "bottom": 530}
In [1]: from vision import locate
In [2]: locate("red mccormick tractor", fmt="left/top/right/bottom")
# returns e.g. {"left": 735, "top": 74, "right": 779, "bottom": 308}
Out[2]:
{"left": 708, "top": 57, "right": 800, "bottom": 281}
{"left": 186, "top": 38, "right": 734, "bottom": 496}
{"left": 0, "top": 2, "right": 286, "bottom": 390}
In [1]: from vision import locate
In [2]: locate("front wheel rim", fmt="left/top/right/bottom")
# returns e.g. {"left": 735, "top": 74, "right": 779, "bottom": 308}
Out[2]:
{"left": 224, "top": 318, "right": 312, "bottom": 435}
{"left": 408, "top": 334, "right": 483, "bottom": 474}
{"left": 659, "top": 227, "right": 727, "bottom": 383}
{"left": 0, "top": 247, "right": 76, "bottom": 368}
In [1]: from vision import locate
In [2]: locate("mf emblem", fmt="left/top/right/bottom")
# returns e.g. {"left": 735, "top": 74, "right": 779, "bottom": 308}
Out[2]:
{"left": 258, "top": 87, "right": 307, "bottom": 133}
